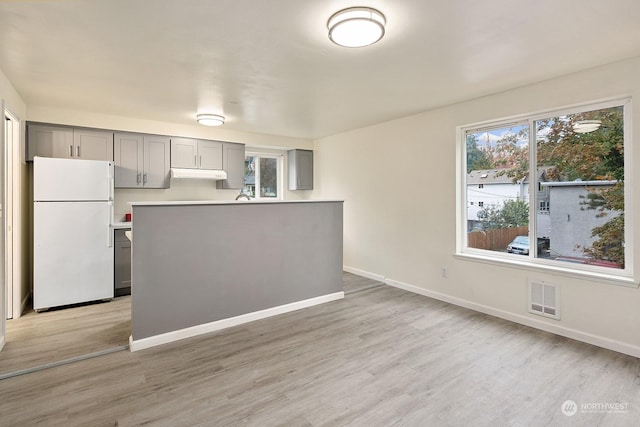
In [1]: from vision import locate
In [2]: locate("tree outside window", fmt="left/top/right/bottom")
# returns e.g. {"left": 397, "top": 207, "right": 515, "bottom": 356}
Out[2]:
{"left": 463, "top": 100, "right": 628, "bottom": 272}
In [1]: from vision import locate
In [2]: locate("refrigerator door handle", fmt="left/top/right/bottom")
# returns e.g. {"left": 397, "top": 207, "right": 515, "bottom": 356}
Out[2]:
{"left": 108, "top": 163, "right": 114, "bottom": 201}
{"left": 108, "top": 201, "right": 114, "bottom": 248}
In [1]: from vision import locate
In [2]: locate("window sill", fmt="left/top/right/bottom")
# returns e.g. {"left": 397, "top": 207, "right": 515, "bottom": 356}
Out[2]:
{"left": 454, "top": 252, "right": 639, "bottom": 289}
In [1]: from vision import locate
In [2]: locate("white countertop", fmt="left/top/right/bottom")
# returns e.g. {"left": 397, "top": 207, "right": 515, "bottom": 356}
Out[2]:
{"left": 129, "top": 199, "right": 343, "bottom": 207}
{"left": 112, "top": 221, "right": 133, "bottom": 229}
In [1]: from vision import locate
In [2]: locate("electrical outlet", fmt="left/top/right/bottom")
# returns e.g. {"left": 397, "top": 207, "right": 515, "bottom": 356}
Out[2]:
{"left": 441, "top": 267, "right": 448, "bottom": 278}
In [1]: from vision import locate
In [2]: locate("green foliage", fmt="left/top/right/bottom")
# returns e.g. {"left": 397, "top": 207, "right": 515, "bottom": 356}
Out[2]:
{"left": 478, "top": 199, "right": 529, "bottom": 230}
{"left": 466, "top": 135, "right": 492, "bottom": 172}
{"left": 537, "top": 106, "right": 624, "bottom": 265}
{"left": 584, "top": 215, "right": 624, "bottom": 268}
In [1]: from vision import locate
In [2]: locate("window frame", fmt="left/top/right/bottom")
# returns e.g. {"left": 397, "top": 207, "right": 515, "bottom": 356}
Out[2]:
{"left": 244, "top": 151, "right": 284, "bottom": 200}
{"left": 456, "top": 97, "right": 636, "bottom": 287}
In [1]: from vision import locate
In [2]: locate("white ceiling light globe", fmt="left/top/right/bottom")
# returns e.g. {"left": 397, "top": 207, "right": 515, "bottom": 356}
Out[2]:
{"left": 197, "top": 114, "right": 225, "bottom": 126}
{"left": 328, "top": 7, "right": 386, "bottom": 48}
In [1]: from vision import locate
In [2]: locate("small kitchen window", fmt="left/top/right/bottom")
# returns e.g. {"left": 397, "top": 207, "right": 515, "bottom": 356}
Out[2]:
{"left": 244, "top": 152, "right": 283, "bottom": 200}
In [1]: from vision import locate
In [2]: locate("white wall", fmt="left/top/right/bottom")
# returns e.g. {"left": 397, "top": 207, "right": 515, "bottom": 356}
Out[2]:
{"left": 26, "top": 106, "right": 314, "bottom": 217}
{"left": 314, "top": 56, "right": 640, "bottom": 356}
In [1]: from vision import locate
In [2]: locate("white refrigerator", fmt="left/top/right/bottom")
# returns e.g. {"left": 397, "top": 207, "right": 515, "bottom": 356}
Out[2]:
{"left": 33, "top": 156, "right": 115, "bottom": 310}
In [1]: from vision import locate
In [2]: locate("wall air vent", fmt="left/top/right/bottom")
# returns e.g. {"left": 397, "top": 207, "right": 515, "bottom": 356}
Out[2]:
{"left": 528, "top": 280, "right": 560, "bottom": 320}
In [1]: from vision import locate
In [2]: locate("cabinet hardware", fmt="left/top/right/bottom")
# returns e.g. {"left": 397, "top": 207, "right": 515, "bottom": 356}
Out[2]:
{"left": 143, "top": 173, "right": 147, "bottom": 184}
{"left": 137, "top": 173, "right": 141, "bottom": 184}
{"left": 69, "top": 145, "right": 73, "bottom": 157}
{"left": 199, "top": 155, "right": 202, "bottom": 167}
{"left": 76, "top": 145, "right": 80, "bottom": 157}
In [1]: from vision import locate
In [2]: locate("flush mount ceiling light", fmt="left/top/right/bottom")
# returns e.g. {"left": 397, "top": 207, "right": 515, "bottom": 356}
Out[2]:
{"left": 197, "top": 114, "right": 225, "bottom": 126}
{"left": 573, "top": 119, "right": 602, "bottom": 134}
{"left": 327, "top": 6, "right": 386, "bottom": 48}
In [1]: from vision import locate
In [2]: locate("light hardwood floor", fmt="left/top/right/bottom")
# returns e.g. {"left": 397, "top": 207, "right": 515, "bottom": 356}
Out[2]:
{"left": 0, "top": 295, "right": 131, "bottom": 376}
{"left": 1, "top": 273, "right": 639, "bottom": 426}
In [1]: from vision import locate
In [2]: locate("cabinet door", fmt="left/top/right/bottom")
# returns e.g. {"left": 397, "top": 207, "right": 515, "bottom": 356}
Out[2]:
{"left": 114, "top": 133, "right": 143, "bottom": 188}
{"left": 197, "top": 140, "right": 223, "bottom": 170}
{"left": 288, "top": 149, "right": 313, "bottom": 190}
{"left": 27, "top": 124, "right": 74, "bottom": 160}
{"left": 170, "top": 137, "right": 198, "bottom": 168}
{"left": 114, "top": 230, "right": 132, "bottom": 296}
{"left": 297, "top": 150, "right": 314, "bottom": 190}
{"left": 74, "top": 129, "right": 114, "bottom": 161}
{"left": 143, "top": 135, "right": 170, "bottom": 188}
{"left": 217, "top": 143, "right": 246, "bottom": 190}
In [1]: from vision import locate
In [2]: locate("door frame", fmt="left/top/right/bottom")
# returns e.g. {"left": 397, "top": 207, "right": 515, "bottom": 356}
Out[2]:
{"left": 4, "top": 107, "right": 21, "bottom": 320}
{"left": 1, "top": 99, "right": 6, "bottom": 350}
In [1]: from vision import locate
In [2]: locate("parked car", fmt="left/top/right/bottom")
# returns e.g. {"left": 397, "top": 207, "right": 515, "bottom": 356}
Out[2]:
{"left": 507, "top": 235, "right": 530, "bottom": 255}
{"left": 506, "top": 235, "right": 547, "bottom": 255}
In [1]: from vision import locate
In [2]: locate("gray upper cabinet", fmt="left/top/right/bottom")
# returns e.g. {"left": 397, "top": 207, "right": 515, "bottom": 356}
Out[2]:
{"left": 144, "top": 135, "right": 171, "bottom": 188}
{"left": 27, "top": 124, "right": 74, "bottom": 160}
{"left": 197, "top": 140, "right": 223, "bottom": 170}
{"left": 288, "top": 149, "right": 313, "bottom": 190}
{"left": 73, "top": 129, "right": 114, "bottom": 161}
{"left": 170, "top": 137, "right": 198, "bottom": 169}
{"left": 170, "top": 138, "right": 222, "bottom": 170}
{"left": 27, "top": 123, "right": 113, "bottom": 161}
{"left": 217, "top": 142, "right": 246, "bottom": 190}
{"left": 114, "top": 132, "right": 170, "bottom": 189}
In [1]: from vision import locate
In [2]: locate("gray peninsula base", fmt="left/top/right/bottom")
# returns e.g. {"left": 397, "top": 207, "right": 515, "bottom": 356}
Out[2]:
{"left": 129, "top": 200, "right": 343, "bottom": 350}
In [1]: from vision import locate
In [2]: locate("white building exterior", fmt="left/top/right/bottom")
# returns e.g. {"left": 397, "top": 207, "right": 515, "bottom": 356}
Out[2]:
{"left": 466, "top": 168, "right": 551, "bottom": 237}
{"left": 541, "top": 180, "right": 619, "bottom": 259}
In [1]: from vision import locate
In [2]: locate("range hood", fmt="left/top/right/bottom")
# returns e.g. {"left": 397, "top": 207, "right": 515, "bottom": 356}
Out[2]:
{"left": 170, "top": 168, "right": 228, "bottom": 180}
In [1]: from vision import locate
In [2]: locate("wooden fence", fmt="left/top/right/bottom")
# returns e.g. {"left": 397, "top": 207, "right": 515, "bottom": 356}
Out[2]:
{"left": 468, "top": 226, "right": 529, "bottom": 251}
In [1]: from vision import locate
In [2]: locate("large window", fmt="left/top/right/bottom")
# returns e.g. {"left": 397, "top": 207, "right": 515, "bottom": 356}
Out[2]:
{"left": 460, "top": 99, "right": 630, "bottom": 278}
{"left": 243, "top": 152, "right": 283, "bottom": 200}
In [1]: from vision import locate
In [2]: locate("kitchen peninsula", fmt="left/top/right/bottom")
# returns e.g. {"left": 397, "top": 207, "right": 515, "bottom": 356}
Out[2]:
{"left": 128, "top": 199, "right": 343, "bottom": 351}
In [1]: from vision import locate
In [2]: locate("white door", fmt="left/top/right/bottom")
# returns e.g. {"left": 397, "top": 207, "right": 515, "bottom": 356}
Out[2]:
{"left": 34, "top": 201, "right": 114, "bottom": 310}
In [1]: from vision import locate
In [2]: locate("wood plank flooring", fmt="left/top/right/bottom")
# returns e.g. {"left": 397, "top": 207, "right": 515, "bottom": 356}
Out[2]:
{"left": 0, "top": 296, "right": 131, "bottom": 376}
{"left": 1, "top": 272, "right": 639, "bottom": 426}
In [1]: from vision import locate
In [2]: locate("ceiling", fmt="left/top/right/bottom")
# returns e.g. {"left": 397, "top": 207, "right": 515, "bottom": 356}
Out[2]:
{"left": 1, "top": 0, "right": 639, "bottom": 140}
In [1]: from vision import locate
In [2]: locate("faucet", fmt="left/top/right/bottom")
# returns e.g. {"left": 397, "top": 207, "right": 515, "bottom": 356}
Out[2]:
{"left": 235, "top": 191, "right": 251, "bottom": 201}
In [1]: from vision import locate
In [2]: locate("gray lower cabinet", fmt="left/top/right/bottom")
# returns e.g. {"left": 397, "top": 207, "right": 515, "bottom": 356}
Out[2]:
{"left": 114, "top": 132, "right": 170, "bottom": 188}
{"left": 27, "top": 124, "right": 114, "bottom": 161}
{"left": 114, "top": 229, "right": 131, "bottom": 296}
{"left": 170, "top": 138, "right": 223, "bottom": 170}
{"left": 288, "top": 149, "right": 313, "bottom": 190}
{"left": 217, "top": 142, "right": 246, "bottom": 190}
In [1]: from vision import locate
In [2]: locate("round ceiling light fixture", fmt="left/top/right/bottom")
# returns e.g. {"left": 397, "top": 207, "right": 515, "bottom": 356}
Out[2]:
{"left": 327, "top": 7, "right": 386, "bottom": 48}
{"left": 197, "top": 113, "right": 225, "bottom": 126}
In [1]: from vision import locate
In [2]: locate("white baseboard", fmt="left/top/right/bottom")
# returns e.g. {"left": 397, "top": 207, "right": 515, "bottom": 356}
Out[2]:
{"left": 345, "top": 269, "right": 640, "bottom": 359}
{"left": 343, "top": 265, "right": 386, "bottom": 283}
{"left": 130, "top": 291, "right": 345, "bottom": 352}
